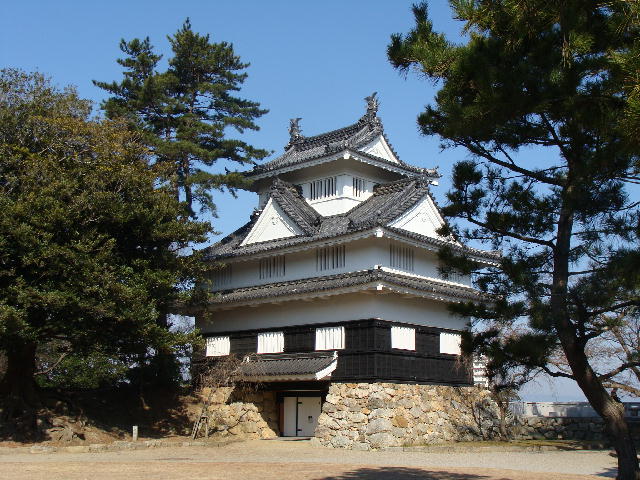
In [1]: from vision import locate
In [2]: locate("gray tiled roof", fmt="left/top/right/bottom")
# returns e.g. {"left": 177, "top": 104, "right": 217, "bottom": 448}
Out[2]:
{"left": 206, "top": 176, "right": 431, "bottom": 258}
{"left": 210, "top": 268, "right": 492, "bottom": 305}
{"left": 204, "top": 176, "right": 499, "bottom": 263}
{"left": 240, "top": 351, "right": 336, "bottom": 379}
{"left": 248, "top": 113, "right": 437, "bottom": 178}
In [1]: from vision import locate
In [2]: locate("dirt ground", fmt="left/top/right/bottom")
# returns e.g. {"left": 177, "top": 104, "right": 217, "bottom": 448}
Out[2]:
{"left": 0, "top": 439, "right": 618, "bottom": 480}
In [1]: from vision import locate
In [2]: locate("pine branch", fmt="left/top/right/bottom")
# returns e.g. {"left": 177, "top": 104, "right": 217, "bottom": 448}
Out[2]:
{"left": 541, "top": 364, "right": 575, "bottom": 379}
{"left": 599, "top": 361, "right": 640, "bottom": 381}
{"left": 463, "top": 214, "right": 556, "bottom": 247}
{"left": 588, "top": 300, "right": 640, "bottom": 317}
{"left": 466, "top": 141, "right": 565, "bottom": 186}
{"left": 34, "top": 352, "right": 68, "bottom": 376}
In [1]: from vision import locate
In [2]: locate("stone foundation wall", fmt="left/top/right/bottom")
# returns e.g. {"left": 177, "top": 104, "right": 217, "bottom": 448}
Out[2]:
{"left": 513, "top": 416, "right": 640, "bottom": 442}
{"left": 202, "top": 383, "right": 639, "bottom": 447}
{"left": 202, "top": 387, "right": 279, "bottom": 439}
{"left": 311, "top": 383, "right": 502, "bottom": 450}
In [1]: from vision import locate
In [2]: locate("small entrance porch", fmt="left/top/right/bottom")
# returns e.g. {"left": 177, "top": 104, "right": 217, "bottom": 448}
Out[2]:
{"left": 238, "top": 351, "right": 337, "bottom": 437}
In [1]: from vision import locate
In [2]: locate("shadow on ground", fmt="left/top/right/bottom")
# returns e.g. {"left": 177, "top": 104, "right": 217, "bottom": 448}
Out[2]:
{"left": 595, "top": 466, "right": 617, "bottom": 478}
{"left": 320, "top": 467, "right": 490, "bottom": 480}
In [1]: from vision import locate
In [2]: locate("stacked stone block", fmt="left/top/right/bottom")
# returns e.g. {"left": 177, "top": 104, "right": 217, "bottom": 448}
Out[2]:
{"left": 202, "top": 387, "right": 278, "bottom": 439}
{"left": 311, "top": 383, "right": 501, "bottom": 450}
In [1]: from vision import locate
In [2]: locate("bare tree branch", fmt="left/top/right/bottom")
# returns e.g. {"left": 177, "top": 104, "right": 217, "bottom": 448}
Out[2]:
{"left": 34, "top": 352, "right": 68, "bottom": 376}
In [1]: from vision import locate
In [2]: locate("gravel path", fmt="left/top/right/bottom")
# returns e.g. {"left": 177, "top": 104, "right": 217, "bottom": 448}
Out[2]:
{"left": 0, "top": 439, "right": 617, "bottom": 480}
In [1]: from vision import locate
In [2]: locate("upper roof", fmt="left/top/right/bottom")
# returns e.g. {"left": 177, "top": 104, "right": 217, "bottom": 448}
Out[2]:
{"left": 204, "top": 176, "right": 499, "bottom": 264}
{"left": 248, "top": 93, "right": 438, "bottom": 180}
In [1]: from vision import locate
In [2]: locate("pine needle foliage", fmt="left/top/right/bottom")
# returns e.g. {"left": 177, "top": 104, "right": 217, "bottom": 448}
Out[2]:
{"left": 389, "top": 2, "right": 640, "bottom": 478}
{"left": 95, "top": 19, "right": 269, "bottom": 217}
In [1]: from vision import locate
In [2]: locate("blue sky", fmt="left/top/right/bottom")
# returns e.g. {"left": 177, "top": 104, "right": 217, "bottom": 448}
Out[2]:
{"left": 1, "top": 0, "right": 588, "bottom": 401}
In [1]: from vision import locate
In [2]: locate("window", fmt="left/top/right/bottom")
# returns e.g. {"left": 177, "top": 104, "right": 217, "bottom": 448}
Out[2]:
{"left": 212, "top": 264, "right": 232, "bottom": 287}
{"left": 440, "top": 332, "right": 462, "bottom": 355}
{"left": 257, "top": 331, "right": 284, "bottom": 354}
{"left": 391, "top": 326, "right": 415, "bottom": 350}
{"left": 440, "top": 269, "right": 464, "bottom": 283}
{"left": 316, "top": 245, "right": 345, "bottom": 271}
{"left": 310, "top": 176, "right": 337, "bottom": 200}
{"left": 352, "top": 176, "right": 366, "bottom": 197}
{"left": 390, "top": 244, "right": 414, "bottom": 271}
{"left": 259, "top": 255, "right": 285, "bottom": 279}
{"left": 315, "top": 326, "right": 345, "bottom": 350}
{"left": 205, "top": 336, "right": 230, "bottom": 357}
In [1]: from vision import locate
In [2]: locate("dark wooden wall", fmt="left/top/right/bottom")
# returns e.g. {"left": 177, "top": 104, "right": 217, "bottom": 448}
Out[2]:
{"left": 207, "top": 319, "right": 472, "bottom": 386}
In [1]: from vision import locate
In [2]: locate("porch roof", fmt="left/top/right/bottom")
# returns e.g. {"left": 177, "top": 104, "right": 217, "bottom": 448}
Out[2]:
{"left": 240, "top": 351, "right": 338, "bottom": 382}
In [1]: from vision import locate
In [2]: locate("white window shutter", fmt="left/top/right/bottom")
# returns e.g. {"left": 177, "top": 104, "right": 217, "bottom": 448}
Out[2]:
{"left": 391, "top": 326, "right": 415, "bottom": 350}
{"left": 440, "top": 332, "right": 462, "bottom": 355}
{"left": 257, "top": 331, "right": 284, "bottom": 354}
{"left": 315, "top": 326, "right": 345, "bottom": 350}
{"left": 205, "top": 336, "right": 230, "bottom": 357}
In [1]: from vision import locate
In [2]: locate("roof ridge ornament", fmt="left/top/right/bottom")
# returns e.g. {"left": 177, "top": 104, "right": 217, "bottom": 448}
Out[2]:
{"left": 364, "top": 92, "right": 380, "bottom": 126}
{"left": 286, "top": 117, "right": 304, "bottom": 149}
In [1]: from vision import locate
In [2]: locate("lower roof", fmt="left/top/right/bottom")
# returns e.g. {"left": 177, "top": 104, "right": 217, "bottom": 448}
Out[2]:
{"left": 208, "top": 268, "right": 491, "bottom": 308}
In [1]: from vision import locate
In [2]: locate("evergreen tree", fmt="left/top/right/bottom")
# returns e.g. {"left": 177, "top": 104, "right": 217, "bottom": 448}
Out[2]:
{"left": 389, "top": 2, "right": 639, "bottom": 478}
{"left": 0, "top": 69, "right": 210, "bottom": 436}
{"left": 94, "top": 19, "right": 269, "bottom": 217}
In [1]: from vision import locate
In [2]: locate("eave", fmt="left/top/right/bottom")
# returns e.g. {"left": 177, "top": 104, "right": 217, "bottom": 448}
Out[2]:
{"left": 206, "top": 225, "right": 500, "bottom": 267}
{"left": 205, "top": 268, "right": 492, "bottom": 310}
{"left": 247, "top": 149, "right": 437, "bottom": 181}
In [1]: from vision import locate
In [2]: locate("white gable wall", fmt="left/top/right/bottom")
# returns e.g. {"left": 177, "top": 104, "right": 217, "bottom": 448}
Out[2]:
{"left": 360, "top": 135, "right": 399, "bottom": 164}
{"left": 241, "top": 198, "right": 304, "bottom": 246}
{"left": 387, "top": 195, "right": 447, "bottom": 239}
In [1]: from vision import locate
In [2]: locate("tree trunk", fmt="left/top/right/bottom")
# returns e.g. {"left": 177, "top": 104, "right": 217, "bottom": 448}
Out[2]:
{"left": 0, "top": 341, "right": 38, "bottom": 400}
{"left": 0, "top": 341, "right": 41, "bottom": 440}
{"left": 150, "top": 309, "right": 179, "bottom": 389}
{"left": 552, "top": 195, "right": 640, "bottom": 480}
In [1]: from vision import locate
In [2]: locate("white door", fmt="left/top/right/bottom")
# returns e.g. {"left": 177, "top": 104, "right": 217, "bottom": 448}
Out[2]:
{"left": 297, "top": 397, "right": 322, "bottom": 436}
{"left": 283, "top": 396, "right": 298, "bottom": 436}
{"left": 282, "top": 396, "right": 322, "bottom": 437}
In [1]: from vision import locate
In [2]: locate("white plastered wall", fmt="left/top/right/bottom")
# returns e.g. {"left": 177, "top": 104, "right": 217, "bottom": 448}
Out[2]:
{"left": 255, "top": 158, "right": 398, "bottom": 216}
{"left": 210, "top": 236, "right": 471, "bottom": 292}
{"left": 200, "top": 292, "right": 467, "bottom": 333}
{"left": 213, "top": 237, "right": 384, "bottom": 291}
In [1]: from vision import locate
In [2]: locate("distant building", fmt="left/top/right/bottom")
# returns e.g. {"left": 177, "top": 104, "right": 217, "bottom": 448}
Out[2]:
{"left": 196, "top": 93, "right": 498, "bottom": 437}
{"left": 473, "top": 355, "right": 489, "bottom": 388}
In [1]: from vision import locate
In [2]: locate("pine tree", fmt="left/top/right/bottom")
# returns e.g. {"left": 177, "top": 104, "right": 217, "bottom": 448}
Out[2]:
{"left": 95, "top": 19, "right": 269, "bottom": 217}
{"left": 389, "top": 2, "right": 640, "bottom": 478}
